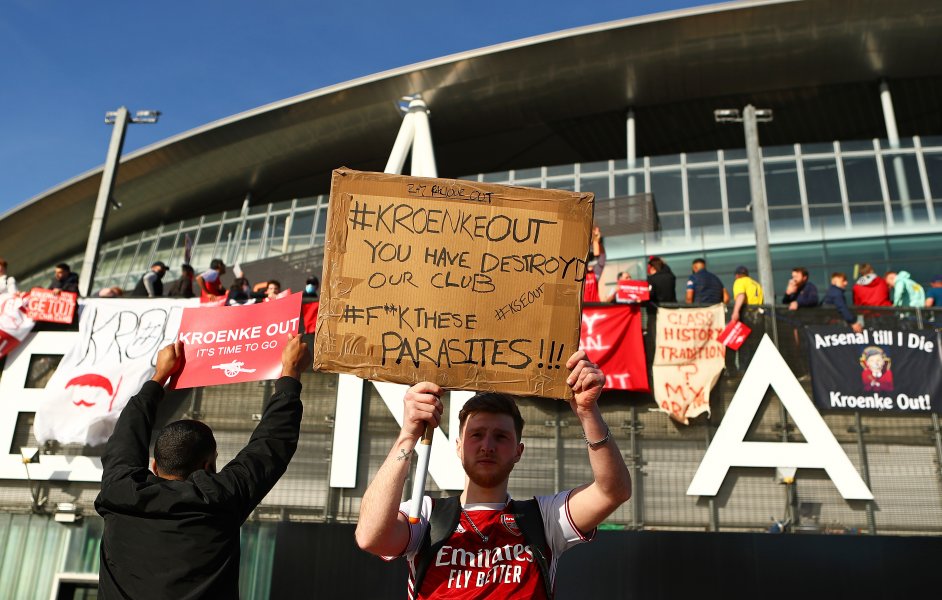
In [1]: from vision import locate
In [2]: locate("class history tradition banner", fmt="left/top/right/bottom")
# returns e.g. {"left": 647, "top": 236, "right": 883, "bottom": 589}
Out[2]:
{"left": 313, "top": 168, "right": 594, "bottom": 400}
{"left": 806, "top": 327, "right": 942, "bottom": 414}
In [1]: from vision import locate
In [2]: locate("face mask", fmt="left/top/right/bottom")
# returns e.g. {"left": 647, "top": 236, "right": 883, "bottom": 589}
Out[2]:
{"left": 305, "top": 284, "right": 315, "bottom": 294}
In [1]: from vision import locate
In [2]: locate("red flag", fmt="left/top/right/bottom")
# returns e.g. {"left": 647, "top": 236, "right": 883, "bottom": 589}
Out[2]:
{"left": 301, "top": 302, "right": 319, "bottom": 334}
{"left": 717, "top": 320, "right": 751, "bottom": 350}
{"left": 174, "top": 292, "right": 302, "bottom": 388}
{"left": 580, "top": 304, "right": 648, "bottom": 391}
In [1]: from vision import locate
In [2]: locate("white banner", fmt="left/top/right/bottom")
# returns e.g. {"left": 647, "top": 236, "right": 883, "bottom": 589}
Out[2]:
{"left": 0, "top": 293, "right": 35, "bottom": 358}
{"left": 34, "top": 298, "right": 197, "bottom": 446}
{"left": 652, "top": 304, "right": 726, "bottom": 425}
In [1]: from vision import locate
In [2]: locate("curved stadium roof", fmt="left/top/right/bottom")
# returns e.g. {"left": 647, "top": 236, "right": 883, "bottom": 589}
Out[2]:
{"left": 3, "top": 0, "right": 941, "bottom": 277}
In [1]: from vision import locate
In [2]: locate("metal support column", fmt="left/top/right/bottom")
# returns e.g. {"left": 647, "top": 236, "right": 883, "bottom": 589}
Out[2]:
{"left": 880, "top": 81, "right": 913, "bottom": 224}
{"left": 850, "top": 412, "right": 877, "bottom": 534}
{"left": 627, "top": 109, "right": 637, "bottom": 195}
{"left": 79, "top": 107, "right": 129, "bottom": 296}
{"left": 743, "top": 105, "right": 775, "bottom": 303}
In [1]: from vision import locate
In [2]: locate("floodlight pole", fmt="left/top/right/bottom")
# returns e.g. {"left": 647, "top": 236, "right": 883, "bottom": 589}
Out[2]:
{"left": 79, "top": 107, "right": 159, "bottom": 297}
{"left": 742, "top": 105, "right": 775, "bottom": 303}
{"left": 383, "top": 94, "right": 439, "bottom": 524}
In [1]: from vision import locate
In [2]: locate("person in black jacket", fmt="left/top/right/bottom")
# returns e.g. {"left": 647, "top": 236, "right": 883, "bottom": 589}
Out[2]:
{"left": 95, "top": 335, "right": 310, "bottom": 599}
{"left": 131, "top": 261, "right": 168, "bottom": 297}
{"left": 49, "top": 262, "right": 80, "bottom": 294}
{"left": 822, "top": 272, "right": 863, "bottom": 333}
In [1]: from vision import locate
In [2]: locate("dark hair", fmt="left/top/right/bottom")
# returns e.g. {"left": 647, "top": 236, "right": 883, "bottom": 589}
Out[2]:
{"left": 181, "top": 263, "right": 195, "bottom": 274}
{"left": 648, "top": 256, "right": 665, "bottom": 271}
{"left": 267, "top": 279, "right": 282, "bottom": 289}
{"left": 230, "top": 277, "right": 249, "bottom": 290}
{"left": 458, "top": 392, "right": 524, "bottom": 441}
{"left": 306, "top": 276, "right": 319, "bottom": 286}
{"left": 792, "top": 267, "right": 809, "bottom": 278}
{"left": 154, "top": 420, "right": 217, "bottom": 479}
{"left": 210, "top": 258, "right": 224, "bottom": 270}
{"left": 692, "top": 258, "right": 706, "bottom": 266}
{"left": 0, "top": 258, "right": 7, "bottom": 269}
{"left": 56, "top": 262, "right": 71, "bottom": 271}
{"left": 831, "top": 272, "right": 847, "bottom": 281}
{"left": 858, "top": 263, "right": 874, "bottom": 276}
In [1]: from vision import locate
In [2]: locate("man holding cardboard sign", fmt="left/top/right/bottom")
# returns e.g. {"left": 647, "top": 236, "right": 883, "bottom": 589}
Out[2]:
{"left": 355, "top": 349, "right": 630, "bottom": 599}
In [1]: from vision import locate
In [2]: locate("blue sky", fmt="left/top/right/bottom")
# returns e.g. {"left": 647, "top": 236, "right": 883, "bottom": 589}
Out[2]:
{"left": 0, "top": 0, "right": 706, "bottom": 216}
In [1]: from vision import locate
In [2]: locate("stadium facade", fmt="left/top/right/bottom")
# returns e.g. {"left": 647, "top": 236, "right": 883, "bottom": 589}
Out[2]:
{"left": 2, "top": 1, "right": 942, "bottom": 598}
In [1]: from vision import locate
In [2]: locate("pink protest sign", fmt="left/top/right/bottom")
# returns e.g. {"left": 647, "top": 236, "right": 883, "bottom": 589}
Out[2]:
{"left": 27, "top": 288, "right": 77, "bottom": 323}
{"left": 173, "top": 292, "right": 302, "bottom": 388}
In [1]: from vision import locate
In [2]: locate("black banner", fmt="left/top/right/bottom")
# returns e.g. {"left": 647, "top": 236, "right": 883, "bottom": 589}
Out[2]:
{"left": 806, "top": 327, "right": 942, "bottom": 413}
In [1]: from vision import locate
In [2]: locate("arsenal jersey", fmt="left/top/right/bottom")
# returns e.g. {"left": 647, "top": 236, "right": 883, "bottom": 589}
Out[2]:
{"left": 392, "top": 490, "right": 593, "bottom": 599}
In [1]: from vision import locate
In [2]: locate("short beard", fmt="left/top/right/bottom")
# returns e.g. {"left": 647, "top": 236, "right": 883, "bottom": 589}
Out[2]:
{"left": 462, "top": 457, "right": 514, "bottom": 490}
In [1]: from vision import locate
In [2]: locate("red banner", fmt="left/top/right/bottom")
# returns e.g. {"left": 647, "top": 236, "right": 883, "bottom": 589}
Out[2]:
{"left": 174, "top": 292, "right": 302, "bottom": 388}
{"left": 717, "top": 320, "right": 751, "bottom": 350}
{"left": 27, "top": 288, "right": 77, "bottom": 324}
{"left": 615, "top": 280, "right": 650, "bottom": 304}
{"left": 580, "top": 305, "right": 648, "bottom": 391}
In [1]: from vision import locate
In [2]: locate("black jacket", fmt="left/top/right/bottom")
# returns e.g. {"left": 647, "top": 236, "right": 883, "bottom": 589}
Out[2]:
{"left": 646, "top": 268, "right": 677, "bottom": 314}
{"left": 95, "top": 377, "right": 303, "bottom": 599}
{"left": 50, "top": 271, "right": 79, "bottom": 293}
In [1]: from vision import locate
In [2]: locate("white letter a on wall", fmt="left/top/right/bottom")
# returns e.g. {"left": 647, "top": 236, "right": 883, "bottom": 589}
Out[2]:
{"left": 687, "top": 335, "right": 873, "bottom": 500}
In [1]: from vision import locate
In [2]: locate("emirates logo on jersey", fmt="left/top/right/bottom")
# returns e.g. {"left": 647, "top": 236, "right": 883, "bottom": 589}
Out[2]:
{"left": 500, "top": 514, "right": 522, "bottom": 536}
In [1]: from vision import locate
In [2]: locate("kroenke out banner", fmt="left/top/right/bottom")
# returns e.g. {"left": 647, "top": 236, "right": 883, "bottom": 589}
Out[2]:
{"left": 174, "top": 293, "right": 302, "bottom": 388}
{"left": 806, "top": 326, "right": 942, "bottom": 414}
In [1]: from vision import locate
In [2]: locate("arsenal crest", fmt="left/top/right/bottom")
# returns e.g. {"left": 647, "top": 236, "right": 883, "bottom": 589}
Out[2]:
{"left": 500, "top": 514, "right": 522, "bottom": 536}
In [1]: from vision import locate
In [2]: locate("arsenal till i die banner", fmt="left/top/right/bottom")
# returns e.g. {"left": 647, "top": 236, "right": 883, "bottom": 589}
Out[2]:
{"left": 806, "top": 326, "right": 942, "bottom": 414}
{"left": 580, "top": 304, "right": 648, "bottom": 392}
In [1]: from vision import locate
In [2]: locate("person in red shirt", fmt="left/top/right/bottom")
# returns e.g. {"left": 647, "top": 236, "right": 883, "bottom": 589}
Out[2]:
{"left": 852, "top": 263, "right": 891, "bottom": 307}
{"left": 355, "top": 351, "right": 631, "bottom": 599}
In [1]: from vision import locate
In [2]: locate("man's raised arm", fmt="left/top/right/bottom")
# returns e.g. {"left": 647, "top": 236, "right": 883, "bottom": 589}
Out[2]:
{"left": 100, "top": 342, "right": 183, "bottom": 483}
{"left": 216, "top": 335, "right": 309, "bottom": 520}
{"left": 355, "top": 381, "right": 443, "bottom": 557}
{"left": 565, "top": 350, "right": 632, "bottom": 533}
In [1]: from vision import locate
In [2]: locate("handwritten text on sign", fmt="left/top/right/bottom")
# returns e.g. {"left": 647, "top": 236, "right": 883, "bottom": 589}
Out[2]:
{"left": 174, "top": 292, "right": 302, "bottom": 388}
{"left": 313, "top": 169, "right": 594, "bottom": 399}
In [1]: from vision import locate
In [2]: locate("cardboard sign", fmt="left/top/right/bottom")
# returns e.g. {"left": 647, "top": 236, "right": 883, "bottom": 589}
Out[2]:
{"left": 718, "top": 320, "right": 751, "bottom": 350}
{"left": 174, "top": 292, "right": 302, "bottom": 388}
{"left": 313, "top": 168, "right": 594, "bottom": 399}
{"left": 614, "top": 280, "right": 650, "bottom": 304}
{"left": 652, "top": 305, "right": 726, "bottom": 424}
{"left": 27, "top": 287, "right": 77, "bottom": 324}
{"left": 580, "top": 305, "right": 648, "bottom": 391}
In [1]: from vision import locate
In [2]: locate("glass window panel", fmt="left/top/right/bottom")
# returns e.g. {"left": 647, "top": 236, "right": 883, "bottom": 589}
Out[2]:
{"left": 763, "top": 161, "right": 801, "bottom": 208}
{"left": 290, "top": 210, "right": 315, "bottom": 237}
{"left": 723, "top": 148, "right": 747, "bottom": 160}
{"left": 802, "top": 158, "right": 842, "bottom": 206}
{"left": 271, "top": 199, "right": 293, "bottom": 212}
{"left": 547, "top": 177, "right": 574, "bottom": 191}
{"left": 614, "top": 172, "right": 643, "bottom": 197}
{"left": 514, "top": 167, "right": 541, "bottom": 180}
{"left": 649, "top": 154, "right": 678, "bottom": 167}
{"left": 483, "top": 171, "right": 509, "bottom": 182}
{"left": 685, "top": 150, "right": 717, "bottom": 164}
{"left": 580, "top": 175, "right": 609, "bottom": 200}
{"left": 546, "top": 164, "right": 573, "bottom": 176}
{"left": 194, "top": 220, "right": 221, "bottom": 250}
{"left": 808, "top": 208, "right": 846, "bottom": 230}
{"left": 315, "top": 208, "right": 328, "bottom": 234}
{"left": 690, "top": 210, "right": 724, "bottom": 229}
{"left": 686, "top": 167, "right": 722, "bottom": 211}
{"left": 847, "top": 203, "right": 888, "bottom": 228}
{"left": 650, "top": 170, "right": 684, "bottom": 213}
{"left": 768, "top": 207, "right": 805, "bottom": 233}
{"left": 248, "top": 204, "right": 269, "bottom": 215}
{"left": 762, "top": 145, "right": 793, "bottom": 157}
{"left": 925, "top": 153, "right": 942, "bottom": 199}
{"left": 839, "top": 140, "right": 875, "bottom": 152}
{"left": 921, "top": 136, "right": 942, "bottom": 149}
{"left": 658, "top": 213, "right": 685, "bottom": 235}
{"left": 879, "top": 138, "right": 914, "bottom": 149}
{"left": 725, "top": 164, "right": 751, "bottom": 210}
{"left": 801, "top": 142, "right": 833, "bottom": 155}
{"left": 580, "top": 161, "right": 609, "bottom": 174}
{"left": 295, "top": 195, "right": 317, "bottom": 208}
{"left": 882, "top": 154, "right": 925, "bottom": 201}
{"left": 842, "top": 156, "right": 883, "bottom": 207}
{"left": 728, "top": 208, "right": 752, "bottom": 226}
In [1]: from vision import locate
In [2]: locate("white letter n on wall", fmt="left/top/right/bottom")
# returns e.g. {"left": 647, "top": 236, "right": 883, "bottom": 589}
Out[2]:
{"left": 687, "top": 335, "right": 873, "bottom": 501}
